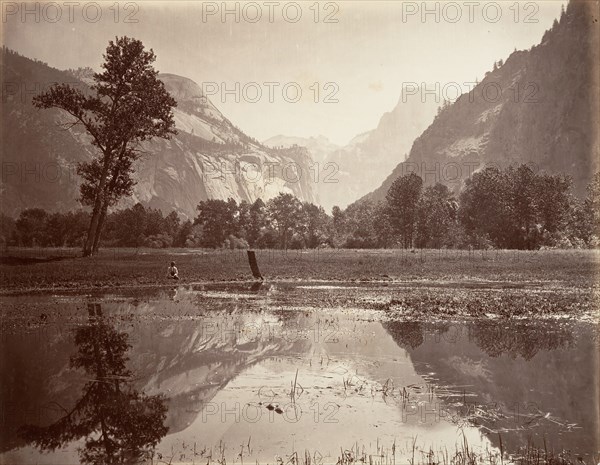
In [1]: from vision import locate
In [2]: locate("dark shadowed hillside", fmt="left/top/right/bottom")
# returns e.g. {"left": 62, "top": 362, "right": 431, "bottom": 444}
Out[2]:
{"left": 364, "top": 0, "right": 599, "bottom": 203}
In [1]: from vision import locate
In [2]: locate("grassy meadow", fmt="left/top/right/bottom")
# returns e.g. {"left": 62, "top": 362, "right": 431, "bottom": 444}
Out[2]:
{"left": 0, "top": 247, "right": 597, "bottom": 295}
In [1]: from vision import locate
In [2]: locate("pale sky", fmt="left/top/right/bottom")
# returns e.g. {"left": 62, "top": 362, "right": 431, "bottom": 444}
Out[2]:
{"left": 2, "top": 1, "right": 565, "bottom": 145}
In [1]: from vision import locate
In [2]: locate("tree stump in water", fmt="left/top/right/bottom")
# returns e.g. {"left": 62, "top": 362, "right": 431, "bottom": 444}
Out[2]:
{"left": 247, "top": 250, "right": 263, "bottom": 280}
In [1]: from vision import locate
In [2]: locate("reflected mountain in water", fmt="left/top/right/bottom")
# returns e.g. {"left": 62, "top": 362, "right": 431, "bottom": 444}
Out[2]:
{"left": 19, "top": 304, "right": 168, "bottom": 465}
{"left": 0, "top": 291, "right": 313, "bottom": 461}
{"left": 1, "top": 286, "right": 597, "bottom": 463}
{"left": 384, "top": 320, "right": 598, "bottom": 459}
{"left": 128, "top": 298, "right": 312, "bottom": 435}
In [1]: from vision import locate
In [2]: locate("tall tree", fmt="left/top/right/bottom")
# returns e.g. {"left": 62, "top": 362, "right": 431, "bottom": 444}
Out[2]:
{"left": 386, "top": 173, "right": 423, "bottom": 248}
{"left": 536, "top": 172, "right": 572, "bottom": 235}
{"left": 416, "top": 183, "right": 457, "bottom": 248}
{"left": 331, "top": 206, "right": 344, "bottom": 231}
{"left": 163, "top": 211, "right": 181, "bottom": 238}
{"left": 114, "top": 203, "right": 148, "bottom": 247}
{"left": 372, "top": 202, "right": 394, "bottom": 248}
{"left": 505, "top": 165, "right": 539, "bottom": 249}
{"left": 0, "top": 213, "right": 17, "bottom": 246}
{"left": 341, "top": 200, "right": 382, "bottom": 248}
{"left": 267, "top": 193, "right": 303, "bottom": 249}
{"left": 15, "top": 208, "right": 48, "bottom": 247}
{"left": 174, "top": 220, "right": 193, "bottom": 247}
{"left": 45, "top": 212, "right": 71, "bottom": 247}
{"left": 236, "top": 200, "right": 251, "bottom": 241}
{"left": 459, "top": 167, "right": 511, "bottom": 247}
{"left": 194, "top": 198, "right": 238, "bottom": 248}
{"left": 33, "top": 37, "right": 177, "bottom": 256}
{"left": 246, "top": 198, "right": 267, "bottom": 247}
{"left": 302, "top": 202, "right": 331, "bottom": 248}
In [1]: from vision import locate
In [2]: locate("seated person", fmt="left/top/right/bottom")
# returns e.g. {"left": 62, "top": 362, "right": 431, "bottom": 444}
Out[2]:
{"left": 167, "top": 261, "right": 179, "bottom": 280}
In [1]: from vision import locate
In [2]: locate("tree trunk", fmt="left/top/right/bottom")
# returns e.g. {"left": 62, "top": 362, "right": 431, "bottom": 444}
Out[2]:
{"left": 83, "top": 198, "right": 103, "bottom": 257}
{"left": 83, "top": 153, "right": 113, "bottom": 257}
{"left": 90, "top": 146, "right": 129, "bottom": 255}
{"left": 92, "top": 202, "right": 109, "bottom": 254}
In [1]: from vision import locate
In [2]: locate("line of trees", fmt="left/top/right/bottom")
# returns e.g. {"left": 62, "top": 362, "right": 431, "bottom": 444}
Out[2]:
{"left": 2, "top": 166, "right": 598, "bottom": 250}
{"left": 192, "top": 194, "right": 331, "bottom": 249}
{"left": 336, "top": 166, "right": 599, "bottom": 250}
{"left": 0, "top": 194, "right": 332, "bottom": 250}
{"left": 1, "top": 206, "right": 184, "bottom": 249}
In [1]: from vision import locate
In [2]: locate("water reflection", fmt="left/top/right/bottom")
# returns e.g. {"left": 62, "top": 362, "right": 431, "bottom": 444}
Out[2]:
{"left": 383, "top": 321, "right": 425, "bottom": 350}
{"left": 471, "top": 320, "right": 575, "bottom": 360}
{"left": 384, "top": 320, "right": 575, "bottom": 360}
{"left": 19, "top": 304, "right": 168, "bottom": 465}
{"left": 0, "top": 285, "right": 597, "bottom": 464}
{"left": 384, "top": 319, "right": 597, "bottom": 459}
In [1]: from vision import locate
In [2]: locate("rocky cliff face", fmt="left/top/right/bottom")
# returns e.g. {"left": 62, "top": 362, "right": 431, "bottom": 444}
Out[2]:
{"left": 262, "top": 134, "right": 340, "bottom": 164}
{"left": 364, "top": 0, "right": 599, "bottom": 203}
{"left": 134, "top": 74, "right": 317, "bottom": 218}
{"left": 0, "top": 51, "right": 317, "bottom": 219}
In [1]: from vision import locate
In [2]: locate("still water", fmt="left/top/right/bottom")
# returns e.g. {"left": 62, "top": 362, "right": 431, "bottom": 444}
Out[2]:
{"left": 0, "top": 283, "right": 597, "bottom": 464}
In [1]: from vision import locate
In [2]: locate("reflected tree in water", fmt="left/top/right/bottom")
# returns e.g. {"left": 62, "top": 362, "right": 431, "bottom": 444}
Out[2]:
{"left": 384, "top": 320, "right": 574, "bottom": 360}
{"left": 20, "top": 304, "right": 168, "bottom": 464}
{"left": 471, "top": 320, "right": 575, "bottom": 360}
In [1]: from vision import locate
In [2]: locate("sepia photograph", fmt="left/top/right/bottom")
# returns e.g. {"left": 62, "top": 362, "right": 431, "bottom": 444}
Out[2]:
{"left": 0, "top": 1, "right": 599, "bottom": 464}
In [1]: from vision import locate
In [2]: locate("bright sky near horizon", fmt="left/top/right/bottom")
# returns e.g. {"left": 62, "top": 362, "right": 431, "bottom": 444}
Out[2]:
{"left": 2, "top": 1, "right": 565, "bottom": 145}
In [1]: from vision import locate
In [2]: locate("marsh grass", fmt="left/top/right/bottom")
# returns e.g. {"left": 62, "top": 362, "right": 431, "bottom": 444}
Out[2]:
{"left": 1, "top": 248, "right": 597, "bottom": 295}
{"left": 150, "top": 434, "right": 594, "bottom": 465}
